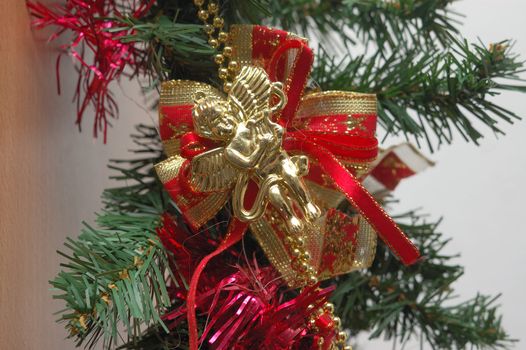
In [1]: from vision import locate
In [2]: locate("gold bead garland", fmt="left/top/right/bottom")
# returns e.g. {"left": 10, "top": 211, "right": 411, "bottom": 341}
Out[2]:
{"left": 192, "top": 1, "right": 351, "bottom": 348}
{"left": 193, "top": 0, "right": 239, "bottom": 92}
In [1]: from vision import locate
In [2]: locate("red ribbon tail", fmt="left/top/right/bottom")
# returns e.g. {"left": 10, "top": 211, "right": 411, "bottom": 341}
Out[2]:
{"left": 187, "top": 219, "right": 249, "bottom": 350}
{"left": 285, "top": 137, "right": 420, "bottom": 265}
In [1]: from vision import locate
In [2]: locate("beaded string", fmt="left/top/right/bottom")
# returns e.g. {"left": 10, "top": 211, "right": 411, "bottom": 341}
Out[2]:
{"left": 192, "top": 2, "right": 351, "bottom": 348}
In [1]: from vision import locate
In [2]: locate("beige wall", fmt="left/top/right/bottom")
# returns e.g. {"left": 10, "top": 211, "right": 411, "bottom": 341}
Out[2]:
{"left": 0, "top": 1, "right": 145, "bottom": 348}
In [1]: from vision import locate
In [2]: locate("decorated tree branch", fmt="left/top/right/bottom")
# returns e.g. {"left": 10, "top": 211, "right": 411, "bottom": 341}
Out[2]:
{"left": 29, "top": 0, "right": 523, "bottom": 349}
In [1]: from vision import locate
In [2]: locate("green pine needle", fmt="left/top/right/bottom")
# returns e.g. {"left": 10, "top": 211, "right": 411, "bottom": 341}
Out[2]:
{"left": 331, "top": 208, "right": 516, "bottom": 349}
{"left": 50, "top": 126, "right": 174, "bottom": 348}
{"left": 312, "top": 38, "right": 525, "bottom": 150}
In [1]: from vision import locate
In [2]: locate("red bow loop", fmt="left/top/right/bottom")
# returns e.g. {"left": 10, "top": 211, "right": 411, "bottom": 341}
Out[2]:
{"left": 230, "top": 25, "right": 314, "bottom": 125}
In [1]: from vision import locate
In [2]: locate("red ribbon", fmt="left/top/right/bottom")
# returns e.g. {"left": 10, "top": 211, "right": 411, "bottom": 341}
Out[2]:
{"left": 267, "top": 38, "right": 314, "bottom": 124}
{"left": 284, "top": 136, "right": 420, "bottom": 265}
{"left": 187, "top": 219, "right": 249, "bottom": 350}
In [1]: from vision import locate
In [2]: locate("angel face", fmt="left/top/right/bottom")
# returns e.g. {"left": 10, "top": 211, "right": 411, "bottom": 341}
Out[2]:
{"left": 193, "top": 96, "right": 237, "bottom": 141}
{"left": 210, "top": 108, "right": 236, "bottom": 139}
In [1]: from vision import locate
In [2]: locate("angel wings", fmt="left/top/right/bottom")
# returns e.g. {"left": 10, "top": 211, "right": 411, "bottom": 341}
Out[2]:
{"left": 189, "top": 65, "right": 286, "bottom": 193}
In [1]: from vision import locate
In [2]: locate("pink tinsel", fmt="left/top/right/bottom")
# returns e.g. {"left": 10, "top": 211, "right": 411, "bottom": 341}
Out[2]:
{"left": 27, "top": 0, "right": 154, "bottom": 141}
{"left": 200, "top": 267, "right": 335, "bottom": 350}
{"left": 157, "top": 214, "right": 337, "bottom": 350}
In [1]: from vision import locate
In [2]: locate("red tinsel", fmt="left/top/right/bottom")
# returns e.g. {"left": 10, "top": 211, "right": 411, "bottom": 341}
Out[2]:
{"left": 202, "top": 268, "right": 335, "bottom": 350}
{"left": 27, "top": 0, "right": 154, "bottom": 142}
{"left": 157, "top": 213, "right": 239, "bottom": 300}
{"left": 157, "top": 214, "right": 338, "bottom": 350}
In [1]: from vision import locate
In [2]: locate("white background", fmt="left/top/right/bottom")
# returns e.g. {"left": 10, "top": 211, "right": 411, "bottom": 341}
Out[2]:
{"left": 360, "top": 0, "right": 526, "bottom": 348}
{"left": 0, "top": 0, "right": 524, "bottom": 349}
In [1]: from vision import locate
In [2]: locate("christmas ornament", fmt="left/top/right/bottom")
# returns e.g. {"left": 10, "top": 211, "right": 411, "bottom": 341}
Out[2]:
{"left": 154, "top": 2, "right": 421, "bottom": 347}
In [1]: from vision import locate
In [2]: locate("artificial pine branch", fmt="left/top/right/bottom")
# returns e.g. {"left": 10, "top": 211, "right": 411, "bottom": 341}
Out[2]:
{"left": 107, "top": 0, "right": 525, "bottom": 149}
{"left": 312, "top": 39, "right": 526, "bottom": 150}
{"left": 111, "top": 17, "right": 214, "bottom": 83}
{"left": 331, "top": 209, "right": 514, "bottom": 349}
{"left": 108, "top": 0, "right": 273, "bottom": 85}
{"left": 266, "top": 0, "right": 460, "bottom": 52}
{"left": 28, "top": 0, "right": 525, "bottom": 144}
{"left": 50, "top": 126, "right": 173, "bottom": 348}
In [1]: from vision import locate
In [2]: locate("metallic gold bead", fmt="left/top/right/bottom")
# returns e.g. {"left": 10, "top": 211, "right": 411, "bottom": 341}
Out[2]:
{"left": 198, "top": 10, "right": 209, "bottom": 21}
{"left": 204, "top": 24, "right": 214, "bottom": 34}
{"left": 284, "top": 236, "right": 295, "bottom": 246}
{"left": 290, "top": 259, "right": 304, "bottom": 272}
{"left": 332, "top": 316, "right": 341, "bottom": 327}
{"left": 209, "top": 38, "right": 219, "bottom": 49}
{"left": 295, "top": 236, "right": 305, "bottom": 247}
{"left": 207, "top": 2, "right": 219, "bottom": 13}
{"left": 308, "top": 318, "right": 317, "bottom": 328}
{"left": 307, "top": 275, "right": 319, "bottom": 286}
{"left": 214, "top": 54, "right": 225, "bottom": 64}
{"left": 324, "top": 302, "right": 335, "bottom": 313}
{"left": 336, "top": 331, "right": 348, "bottom": 342}
{"left": 223, "top": 81, "right": 233, "bottom": 92}
{"left": 218, "top": 67, "right": 229, "bottom": 79}
{"left": 306, "top": 304, "right": 315, "bottom": 312}
{"left": 291, "top": 248, "right": 302, "bottom": 258}
{"left": 228, "top": 60, "right": 239, "bottom": 72}
{"left": 213, "top": 16, "right": 224, "bottom": 28}
{"left": 223, "top": 46, "right": 233, "bottom": 57}
{"left": 344, "top": 346, "right": 353, "bottom": 350}
{"left": 301, "top": 251, "right": 311, "bottom": 261}
{"left": 317, "top": 337, "right": 325, "bottom": 346}
{"left": 218, "top": 31, "right": 228, "bottom": 43}
{"left": 193, "top": 0, "right": 205, "bottom": 6}
{"left": 298, "top": 256, "right": 309, "bottom": 265}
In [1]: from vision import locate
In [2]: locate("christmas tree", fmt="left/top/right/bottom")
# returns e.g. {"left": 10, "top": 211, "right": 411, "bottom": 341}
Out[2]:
{"left": 27, "top": 0, "right": 524, "bottom": 349}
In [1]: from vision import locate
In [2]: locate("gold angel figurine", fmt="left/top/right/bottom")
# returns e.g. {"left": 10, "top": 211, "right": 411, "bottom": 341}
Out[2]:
{"left": 190, "top": 66, "right": 321, "bottom": 233}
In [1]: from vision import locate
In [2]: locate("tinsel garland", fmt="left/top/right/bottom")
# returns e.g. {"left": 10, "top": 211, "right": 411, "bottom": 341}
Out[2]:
{"left": 157, "top": 214, "right": 335, "bottom": 349}
{"left": 27, "top": 0, "right": 153, "bottom": 141}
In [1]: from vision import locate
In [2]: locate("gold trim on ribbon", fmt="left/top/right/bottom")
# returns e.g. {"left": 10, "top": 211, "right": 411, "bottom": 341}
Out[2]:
{"left": 305, "top": 179, "right": 346, "bottom": 210}
{"left": 185, "top": 192, "right": 230, "bottom": 229}
{"left": 341, "top": 161, "right": 373, "bottom": 179}
{"left": 162, "top": 138, "right": 182, "bottom": 158}
{"left": 160, "top": 80, "right": 223, "bottom": 107}
{"left": 297, "top": 91, "right": 377, "bottom": 118}
{"left": 317, "top": 214, "right": 377, "bottom": 280}
{"left": 229, "top": 25, "right": 254, "bottom": 66}
{"left": 250, "top": 217, "right": 294, "bottom": 283}
{"left": 355, "top": 218, "right": 377, "bottom": 269}
{"left": 250, "top": 211, "right": 323, "bottom": 288}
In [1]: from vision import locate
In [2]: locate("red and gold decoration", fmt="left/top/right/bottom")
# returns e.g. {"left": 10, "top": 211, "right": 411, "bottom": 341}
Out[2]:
{"left": 364, "top": 143, "right": 434, "bottom": 197}
{"left": 155, "top": 22, "right": 421, "bottom": 350}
